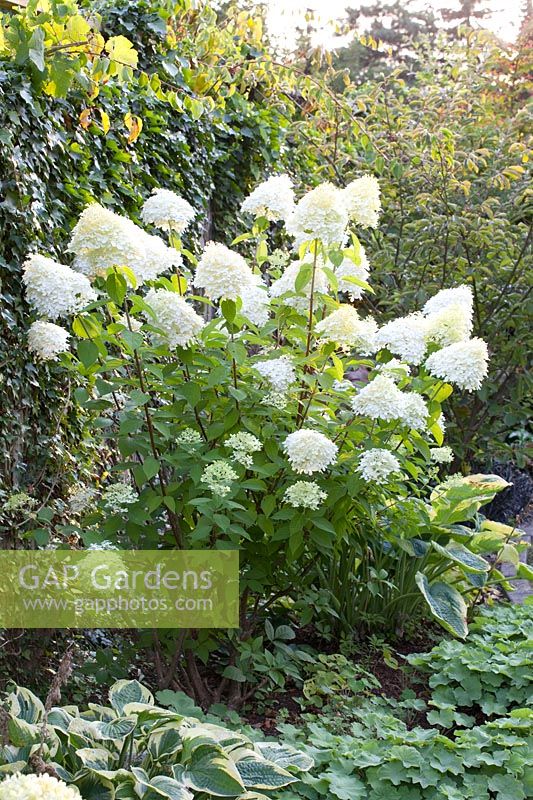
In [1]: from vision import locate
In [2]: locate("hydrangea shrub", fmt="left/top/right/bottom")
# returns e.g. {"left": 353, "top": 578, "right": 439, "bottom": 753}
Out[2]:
{"left": 20, "top": 172, "right": 517, "bottom": 703}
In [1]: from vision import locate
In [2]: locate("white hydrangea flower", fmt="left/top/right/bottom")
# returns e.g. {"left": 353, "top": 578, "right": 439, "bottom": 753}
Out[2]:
{"left": 69, "top": 203, "right": 145, "bottom": 279}
{"left": 315, "top": 305, "right": 377, "bottom": 353}
{"left": 68, "top": 486, "right": 97, "bottom": 514}
{"left": 283, "top": 429, "right": 338, "bottom": 475}
{"left": 356, "top": 448, "right": 401, "bottom": 482}
{"left": 286, "top": 182, "right": 349, "bottom": 246}
{"left": 28, "top": 321, "right": 70, "bottom": 361}
{"left": 376, "top": 359, "right": 411, "bottom": 382}
{"left": 254, "top": 355, "right": 296, "bottom": 392}
{"left": 263, "top": 391, "right": 288, "bottom": 409}
{"left": 136, "top": 229, "right": 183, "bottom": 282}
{"left": 226, "top": 432, "right": 262, "bottom": 467}
{"left": 141, "top": 188, "right": 196, "bottom": 233}
{"left": 194, "top": 242, "right": 255, "bottom": 301}
{"left": 144, "top": 288, "right": 204, "bottom": 349}
{"left": 201, "top": 461, "right": 239, "bottom": 496}
{"left": 375, "top": 312, "right": 429, "bottom": 365}
{"left": 269, "top": 259, "right": 330, "bottom": 313}
{"left": 351, "top": 375, "right": 405, "bottom": 421}
{"left": 425, "top": 338, "right": 489, "bottom": 391}
{"left": 342, "top": 175, "right": 381, "bottom": 228}
{"left": 399, "top": 393, "right": 429, "bottom": 430}
{"left": 437, "top": 413, "right": 446, "bottom": 433}
{"left": 238, "top": 279, "right": 270, "bottom": 326}
{"left": 422, "top": 285, "right": 473, "bottom": 316}
{"left": 69, "top": 204, "right": 180, "bottom": 284}
{"left": 118, "top": 314, "right": 142, "bottom": 332}
{"left": 284, "top": 481, "right": 327, "bottom": 510}
{"left": 335, "top": 247, "right": 370, "bottom": 300}
{"left": 430, "top": 446, "right": 454, "bottom": 464}
{"left": 241, "top": 174, "right": 295, "bottom": 221}
{"left": 23, "top": 254, "right": 96, "bottom": 319}
{"left": 177, "top": 428, "right": 203, "bottom": 449}
{"left": 424, "top": 303, "right": 473, "bottom": 347}
{"left": 102, "top": 483, "right": 137, "bottom": 513}
{"left": 0, "top": 773, "right": 81, "bottom": 800}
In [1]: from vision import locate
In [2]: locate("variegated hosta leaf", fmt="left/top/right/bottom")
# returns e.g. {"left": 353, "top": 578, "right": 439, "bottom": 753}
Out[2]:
{"left": 415, "top": 573, "right": 468, "bottom": 638}
{"left": 76, "top": 747, "right": 113, "bottom": 770}
{"left": 253, "top": 742, "right": 314, "bottom": 772}
{"left": 235, "top": 755, "right": 298, "bottom": 789}
{"left": 108, "top": 680, "right": 154, "bottom": 715}
{"left": 132, "top": 772, "right": 192, "bottom": 800}
{"left": 431, "top": 542, "right": 489, "bottom": 574}
{"left": 73, "top": 773, "right": 115, "bottom": 800}
{"left": 95, "top": 717, "right": 137, "bottom": 740}
{"left": 176, "top": 744, "right": 245, "bottom": 797}
{"left": 8, "top": 687, "right": 45, "bottom": 723}
{"left": 48, "top": 706, "right": 76, "bottom": 732}
{"left": 148, "top": 727, "right": 183, "bottom": 760}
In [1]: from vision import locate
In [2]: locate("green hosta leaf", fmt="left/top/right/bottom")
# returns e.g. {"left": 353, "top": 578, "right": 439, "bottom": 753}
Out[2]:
{"left": 96, "top": 717, "right": 137, "bottom": 740}
{"left": 76, "top": 748, "right": 113, "bottom": 770}
{"left": 235, "top": 756, "right": 297, "bottom": 789}
{"left": 180, "top": 744, "right": 245, "bottom": 796}
{"left": 432, "top": 542, "right": 489, "bottom": 573}
{"left": 415, "top": 573, "right": 468, "bottom": 638}
{"left": 253, "top": 742, "right": 314, "bottom": 772}
{"left": 109, "top": 680, "right": 154, "bottom": 715}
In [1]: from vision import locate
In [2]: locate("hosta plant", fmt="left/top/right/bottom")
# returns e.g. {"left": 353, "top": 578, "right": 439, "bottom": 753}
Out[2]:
{"left": 20, "top": 173, "right": 517, "bottom": 702}
{"left": 0, "top": 679, "right": 312, "bottom": 798}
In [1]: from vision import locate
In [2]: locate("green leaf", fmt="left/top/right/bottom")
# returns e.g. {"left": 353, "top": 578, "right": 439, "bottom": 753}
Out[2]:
{"left": 28, "top": 27, "right": 45, "bottom": 72}
{"left": 220, "top": 299, "right": 237, "bottom": 324}
{"left": 77, "top": 340, "right": 99, "bottom": 368}
{"left": 294, "top": 263, "right": 312, "bottom": 292}
{"left": 106, "top": 272, "right": 128, "bottom": 306}
{"left": 415, "top": 573, "right": 468, "bottom": 638}
{"left": 143, "top": 457, "right": 161, "bottom": 481}
{"left": 324, "top": 770, "right": 366, "bottom": 799}
{"left": 105, "top": 35, "right": 138, "bottom": 68}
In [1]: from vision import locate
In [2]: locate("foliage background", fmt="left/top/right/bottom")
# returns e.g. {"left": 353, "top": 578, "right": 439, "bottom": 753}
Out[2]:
{"left": 0, "top": 0, "right": 287, "bottom": 500}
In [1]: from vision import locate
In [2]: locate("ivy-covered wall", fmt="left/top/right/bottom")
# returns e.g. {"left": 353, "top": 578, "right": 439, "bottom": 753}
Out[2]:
{"left": 0, "top": 0, "right": 286, "bottom": 497}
